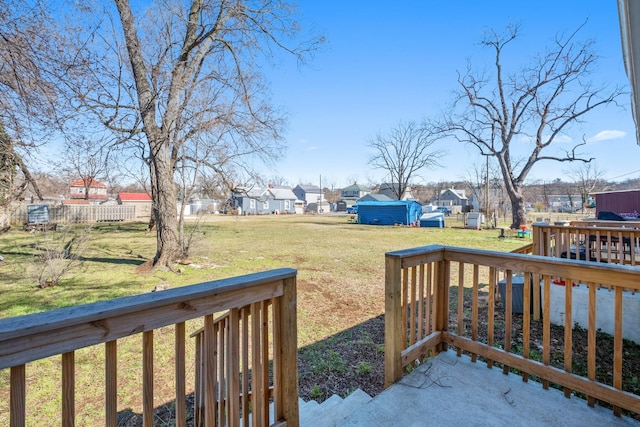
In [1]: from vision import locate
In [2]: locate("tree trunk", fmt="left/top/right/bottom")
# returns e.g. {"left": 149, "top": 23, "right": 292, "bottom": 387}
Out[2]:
{"left": 508, "top": 190, "right": 527, "bottom": 230}
{"left": 150, "top": 147, "right": 179, "bottom": 267}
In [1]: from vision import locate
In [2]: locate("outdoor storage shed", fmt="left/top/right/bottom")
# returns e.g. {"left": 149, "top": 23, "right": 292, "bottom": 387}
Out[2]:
{"left": 358, "top": 200, "right": 422, "bottom": 226}
{"left": 419, "top": 212, "right": 445, "bottom": 228}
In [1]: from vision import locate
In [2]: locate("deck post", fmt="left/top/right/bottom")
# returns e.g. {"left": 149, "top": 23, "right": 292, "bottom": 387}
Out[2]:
{"left": 434, "top": 260, "right": 450, "bottom": 353}
{"left": 385, "top": 254, "right": 403, "bottom": 388}
{"left": 276, "top": 274, "right": 299, "bottom": 426}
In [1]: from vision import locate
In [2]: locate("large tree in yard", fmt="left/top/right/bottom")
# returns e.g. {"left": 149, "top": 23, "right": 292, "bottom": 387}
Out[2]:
{"left": 368, "top": 120, "right": 444, "bottom": 200}
{"left": 59, "top": 0, "right": 318, "bottom": 268}
{"left": 443, "top": 24, "right": 624, "bottom": 229}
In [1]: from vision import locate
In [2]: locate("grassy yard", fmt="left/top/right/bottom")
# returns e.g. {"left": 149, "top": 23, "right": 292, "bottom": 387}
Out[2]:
{"left": 0, "top": 214, "right": 532, "bottom": 424}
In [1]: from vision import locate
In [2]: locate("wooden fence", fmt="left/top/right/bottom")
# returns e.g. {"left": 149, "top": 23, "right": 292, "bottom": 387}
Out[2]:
{"left": 385, "top": 245, "right": 640, "bottom": 418}
{"left": 0, "top": 268, "right": 299, "bottom": 427}
{"left": 11, "top": 205, "right": 136, "bottom": 224}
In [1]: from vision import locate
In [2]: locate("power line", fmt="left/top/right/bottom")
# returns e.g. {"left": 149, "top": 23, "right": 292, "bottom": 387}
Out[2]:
{"left": 607, "top": 169, "right": 640, "bottom": 180}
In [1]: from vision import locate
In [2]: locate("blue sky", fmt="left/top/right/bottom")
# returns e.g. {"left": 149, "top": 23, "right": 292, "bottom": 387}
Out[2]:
{"left": 264, "top": 1, "right": 638, "bottom": 188}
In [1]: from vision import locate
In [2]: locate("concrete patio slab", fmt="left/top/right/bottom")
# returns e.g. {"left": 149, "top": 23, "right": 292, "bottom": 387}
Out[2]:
{"left": 339, "top": 350, "right": 640, "bottom": 426}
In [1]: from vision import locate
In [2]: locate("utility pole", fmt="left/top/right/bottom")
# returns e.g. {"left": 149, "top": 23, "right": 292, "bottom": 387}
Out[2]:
{"left": 485, "top": 155, "right": 489, "bottom": 220}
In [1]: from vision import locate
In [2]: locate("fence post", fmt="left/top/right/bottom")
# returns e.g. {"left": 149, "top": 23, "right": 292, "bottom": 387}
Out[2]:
{"left": 384, "top": 254, "right": 403, "bottom": 388}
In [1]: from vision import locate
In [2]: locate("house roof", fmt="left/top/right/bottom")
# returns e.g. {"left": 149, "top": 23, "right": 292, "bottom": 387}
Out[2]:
{"left": 118, "top": 192, "right": 152, "bottom": 202}
{"left": 342, "top": 183, "right": 370, "bottom": 192}
{"left": 358, "top": 193, "right": 393, "bottom": 202}
{"left": 70, "top": 178, "right": 107, "bottom": 188}
{"left": 440, "top": 188, "right": 467, "bottom": 199}
{"left": 295, "top": 184, "right": 321, "bottom": 193}
{"left": 70, "top": 193, "right": 108, "bottom": 200}
{"left": 62, "top": 199, "right": 90, "bottom": 205}
{"left": 233, "top": 187, "right": 263, "bottom": 198}
{"left": 267, "top": 187, "right": 297, "bottom": 200}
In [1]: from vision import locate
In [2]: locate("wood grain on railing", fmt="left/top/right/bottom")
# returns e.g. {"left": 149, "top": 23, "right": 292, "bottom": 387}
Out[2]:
{"left": 385, "top": 245, "right": 640, "bottom": 418}
{"left": 0, "top": 268, "right": 298, "bottom": 427}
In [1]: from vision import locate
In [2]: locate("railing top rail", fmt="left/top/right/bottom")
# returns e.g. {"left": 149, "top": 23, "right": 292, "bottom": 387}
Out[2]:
{"left": 536, "top": 223, "right": 640, "bottom": 232}
{"left": 385, "top": 244, "right": 445, "bottom": 258}
{"left": 0, "top": 268, "right": 296, "bottom": 338}
{"left": 386, "top": 244, "right": 640, "bottom": 290}
{"left": 0, "top": 268, "right": 296, "bottom": 369}
{"left": 444, "top": 247, "right": 640, "bottom": 289}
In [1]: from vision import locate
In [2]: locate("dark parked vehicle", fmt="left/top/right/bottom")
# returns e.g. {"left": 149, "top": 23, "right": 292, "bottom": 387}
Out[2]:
{"left": 346, "top": 206, "right": 358, "bottom": 214}
{"left": 435, "top": 206, "right": 451, "bottom": 216}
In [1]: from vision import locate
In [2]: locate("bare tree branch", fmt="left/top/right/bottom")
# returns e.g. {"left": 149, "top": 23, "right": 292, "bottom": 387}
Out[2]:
{"left": 442, "top": 22, "right": 625, "bottom": 228}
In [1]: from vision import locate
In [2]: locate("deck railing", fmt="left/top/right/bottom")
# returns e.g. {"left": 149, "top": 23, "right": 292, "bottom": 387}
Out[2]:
{"left": 0, "top": 268, "right": 298, "bottom": 427}
{"left": 191, "top": 301, "right": 279, "bottom": 426}
{"left": 532, "top": 222, "right": 640, "bottom": 270}
{"left": 385, "top": 245, "right": 640, "bottom": 418}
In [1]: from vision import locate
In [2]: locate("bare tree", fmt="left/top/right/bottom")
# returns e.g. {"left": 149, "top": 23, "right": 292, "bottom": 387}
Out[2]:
{"left": 55, "top": 1, "right": 319, "bottom": 267}
{"left": 442, "top": 23, "right": 624, "bottom": 228}
{"left": 567, "top": 162, "right": 605, "bottom": 212}
{"left": 0, "top": 1, "right": 60, "bottom": 228}
{"left": 59, "top": 137, "right": 111, "bottom": 201}
{"left": 368, "top": 120, "right": 444, "bottom": 200}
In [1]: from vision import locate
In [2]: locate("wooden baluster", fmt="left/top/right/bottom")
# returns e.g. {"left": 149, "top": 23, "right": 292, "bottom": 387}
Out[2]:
{"left": 471, "top": 264, "right": 479, "bottom": 363}
{"left": 532, "top": 272, "right": 541, "bottom": 321}
{"left": 242, "top": 307, "right": 250, "bottom": 426}
{"left": 417, "top": 264, "right": 425, "bottom": 342}
{"left": 503, "top": 270, "right": 512, "bottom": 375}
{"left": 260, "top": 301, "right": 270, "bottom": 423}
{"left": 410, "top": 266, "right": 417, "bottom": 346}
{"left": 618, "top": 230, "right": 624, "bottom": 265}
{"left": 204, "top": 314, "right": 215, "bottom": 427}
{"left": 425, "top": 263, "right": 433, "bottom": 336}
{"left": 193, "top": 332, "right": 204, "bottom": 427}
{"left": 542, "top": 275, "right": 551, "bottom": 390}
{"left": 251, "top": 303, "right": 263, "bottom": 427}
{"left": 487, "top": 267, "right": 495, "bottom": 369}
{"left": 219, "top": 317, "right": 226, "bottom": 427}
{"left": 175, "top": 322, "right": 186, "bottom": 427}
{"left": 62, "top": 351, "right": 75, "bottom": 427}
{"left": 522, "top": 271, "right": 531, "bottom": 382}
{"left": 228, "top": 309, "right": 240, "bottom": 424}
{"left": 563, "top": 277, "right": 573, "bottom": 398}
{"left": 587, "top": 282, "right": 596, "bottom": 408}
{"left": 143, "top": 331, "right": 154, "bottom": 427}
{"left": 105, "top": 341, "right": 117, "bottom": 427}
{"left": 10, "top": 364, "right": 26, "bottom": 427}
{"left": 401, "top": 268, "right": 408, "bottom": 347}
{"left": 457, "top": 262, "right": 465, "bottom": 357}
{"left": 439, "top": 260, "right": 450, "bottom": 353}
{"left": 613, "top": 287, "right": 623, "bottom": 417}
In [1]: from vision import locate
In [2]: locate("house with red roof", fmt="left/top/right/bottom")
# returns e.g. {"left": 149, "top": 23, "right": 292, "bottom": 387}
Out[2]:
{"left": 69, "top": 178, "right": 108, "bottom": 203}
{"left": 116, "top": 192, "right": 153, "bottom": 218}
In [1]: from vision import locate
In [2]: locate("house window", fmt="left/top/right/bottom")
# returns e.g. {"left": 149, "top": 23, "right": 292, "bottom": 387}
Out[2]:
{"left": 284, "top": 200, "right": 290, "bottom": 210}
{"left": 263, "top": 200, "right": 269, "bottom": 210}
{"left": 250, "top": 199, "right": 255, "bottom": 209}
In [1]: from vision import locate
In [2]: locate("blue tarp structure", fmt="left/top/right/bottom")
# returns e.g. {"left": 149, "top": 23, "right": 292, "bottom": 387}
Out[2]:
{"left": 27, "top": 204, "right": 50, "bottom": 224}
{"left": 419, "top": 212, "right": 445, "bottom": 228}
{"left": 357, "top": 200, "right": 422, "bottom": 226}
